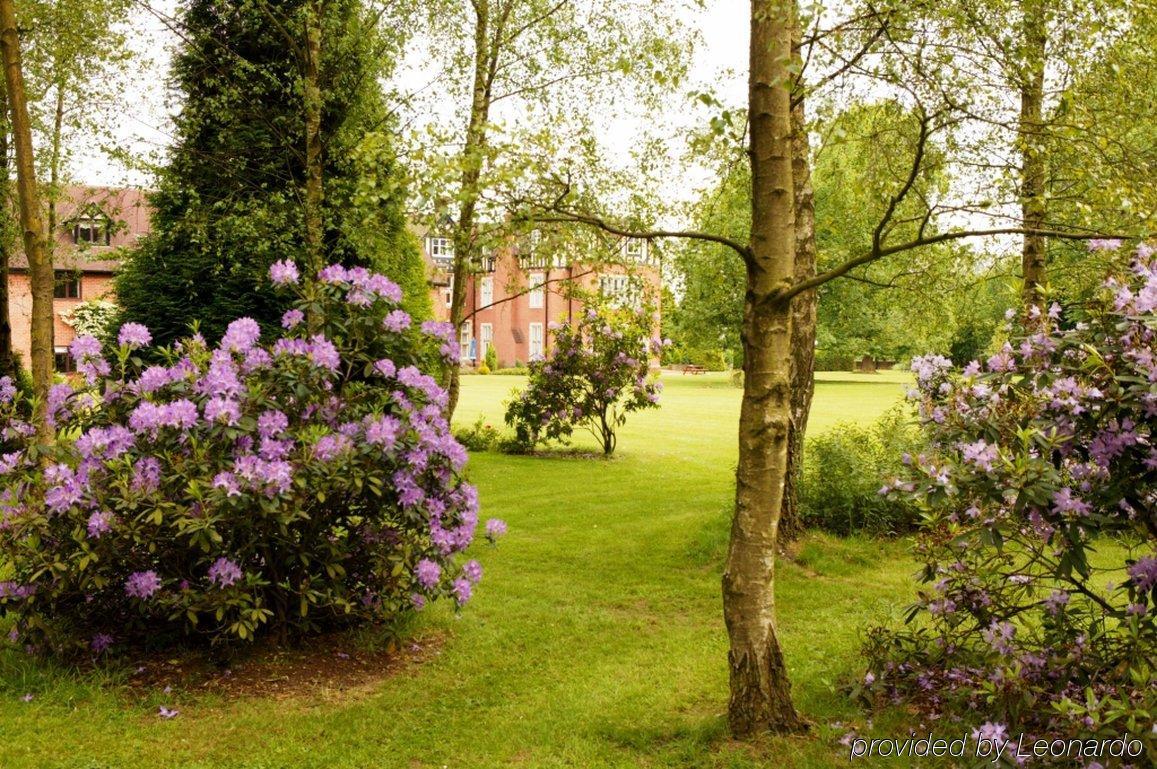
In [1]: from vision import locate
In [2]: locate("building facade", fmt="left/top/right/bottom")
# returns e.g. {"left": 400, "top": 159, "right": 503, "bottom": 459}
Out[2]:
{"left": 420, "top": 231, "right": 662, "bottom": 369}
{"left": 5, "top": 187, "right": 660, "bottom": 372}
{"left": 7, "top": 186, "right": 150, "bottom": 371}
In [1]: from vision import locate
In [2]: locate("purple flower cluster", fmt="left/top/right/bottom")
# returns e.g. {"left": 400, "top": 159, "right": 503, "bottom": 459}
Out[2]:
{"left": 69, "top": 335, "right": 111, "bottom": 384}
{"left": 125, "top": 570, "right": 162, "bottom": 600}
{"left": 118, "top": 322, "right": 153, "bottom": 348}
{"left": 269, "top": 259, "right": 300, "bottom": 286}
{"left": 129, "top": 399, "right": 199, "bottom": 435}
{"left": 415, "top": 558, "right": 441, "bottom": 589}
{"left": 208, "top": 557, "right": 243, "bottom": 587}
{"left": 86, "top": 510, "right": 113, "bottom": 538}
{"left": 317, "top": 264, "right": 403, "bottom": 304}
{"left": 0, "top": 259, "right": 489, "bottom": 651}
{"left": 221, "top": 318, "right": 261, "bottom": 352}
{"left": 383, "top": 309, "right": 411, "bottom": 332}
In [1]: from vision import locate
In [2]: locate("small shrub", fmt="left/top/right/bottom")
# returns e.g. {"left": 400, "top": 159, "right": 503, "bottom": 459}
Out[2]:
{"left": 505, "top": 306, "right": 662, "bottom": 455}
{"left": 0, "top": 260, "right": 503, "bottom": 656}
{"left": 477, "top": 363, "right": 491, "bottom": 375}
{"left": 484, "top": 346, "right": 497, "bottom": 371}
{"left": 799, "top": 407, "right": 923, "bottom": 535}
{"left": 454, "top": 415, "right": 501, "bottom": 451}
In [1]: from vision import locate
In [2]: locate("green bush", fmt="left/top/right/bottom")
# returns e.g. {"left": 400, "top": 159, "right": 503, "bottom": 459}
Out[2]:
{"left": 454, "top": 416, "right": 501, "bottom": 451}
{"left": 799, "top": 406, "right": 923, "bottom": 535}
{"left": 493, "top": 366, "right": 529, "bottom": 376}
{"left": 484, "top": 346, "right": 497, "bottom": 371}
{"left": 813, "top": 351, "right": 855, "bottom": 371}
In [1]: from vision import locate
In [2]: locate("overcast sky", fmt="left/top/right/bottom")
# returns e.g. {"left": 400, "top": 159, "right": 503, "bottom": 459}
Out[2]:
{"left": 75, "top": 0, "right": 751, "bottom": 196}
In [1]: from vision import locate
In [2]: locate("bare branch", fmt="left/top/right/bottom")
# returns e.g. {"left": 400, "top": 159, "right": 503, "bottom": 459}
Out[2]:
{"left": 520, "top": 208, "right": 753, "bottom": 263}
{"left": 777, "top": 227, "right": 1145, "bottom": 303}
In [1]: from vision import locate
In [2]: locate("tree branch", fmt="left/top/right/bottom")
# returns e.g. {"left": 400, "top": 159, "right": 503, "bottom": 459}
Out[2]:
{"left": 522, "top": 209, "right": 753, "bottom": 263}
{"left": 777, "top": 227, "right": 1144, "bottom": 304}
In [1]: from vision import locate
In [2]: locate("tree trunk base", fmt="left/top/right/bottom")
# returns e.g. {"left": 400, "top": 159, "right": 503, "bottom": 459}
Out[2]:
{"left": 727, "top": 632, "right": 810, "bottom": 737}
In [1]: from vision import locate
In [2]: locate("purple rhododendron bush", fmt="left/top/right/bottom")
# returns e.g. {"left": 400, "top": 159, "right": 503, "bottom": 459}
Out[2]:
{"left": 505, "top": 305, "right": 664, "bottom": 456}
{"left": 864, "top": 243, "right": 1156, "bottom": 758}
{"left": 0, "top": 261, "right": 500, "bottom": 656}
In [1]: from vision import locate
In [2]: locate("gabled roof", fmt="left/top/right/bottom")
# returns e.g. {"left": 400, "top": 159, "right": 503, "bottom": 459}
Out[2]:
{"left": 9, "top": 185, "right": 153, "bottom": 274}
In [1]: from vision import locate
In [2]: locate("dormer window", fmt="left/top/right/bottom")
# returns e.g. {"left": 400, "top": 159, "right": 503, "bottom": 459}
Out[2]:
{"left": 428, "top": 236, "right": 454, "bottom": 264}
{"left": 72, "top": 205, "right": 111, "bottom": 245}
{"left": 624, "top": 238, "right": 646, "bottom": 261}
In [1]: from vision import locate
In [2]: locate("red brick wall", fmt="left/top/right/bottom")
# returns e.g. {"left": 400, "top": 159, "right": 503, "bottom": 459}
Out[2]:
{"left": 8, "top": 272, "right": 116, "bottom": 369}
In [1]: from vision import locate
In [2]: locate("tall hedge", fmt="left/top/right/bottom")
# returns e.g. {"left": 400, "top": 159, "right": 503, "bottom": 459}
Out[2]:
{"left": 116, "top": 0, "right": 430, "bottom": 346}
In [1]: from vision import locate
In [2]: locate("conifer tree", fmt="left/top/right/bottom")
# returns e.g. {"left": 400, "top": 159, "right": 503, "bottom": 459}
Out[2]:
{"left": 116, "top": 0, "right": 429, "bottom": 345}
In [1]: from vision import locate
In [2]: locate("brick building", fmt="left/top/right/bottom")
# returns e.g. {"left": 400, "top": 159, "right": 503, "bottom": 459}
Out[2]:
{"left": 7, "top": 186, "right": 150, "bottom": 370}
{"left": 6, "top": 187, "right": 661, "bottom": 372}
{"left": 420, "top": 230, "right": 662, "bottom": 368}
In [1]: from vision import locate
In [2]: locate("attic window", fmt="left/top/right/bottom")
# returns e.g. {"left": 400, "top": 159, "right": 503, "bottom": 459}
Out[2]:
{"left": 428, "top": 237, "right": 454, "bottom": 264}
{"left": 73, "top": 214, "right": 110, "bottom": 245}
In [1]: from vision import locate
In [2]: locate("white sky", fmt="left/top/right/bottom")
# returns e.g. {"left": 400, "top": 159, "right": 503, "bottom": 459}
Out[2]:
{"left": 75, "top": 0, "right": 751, "bottom": 197}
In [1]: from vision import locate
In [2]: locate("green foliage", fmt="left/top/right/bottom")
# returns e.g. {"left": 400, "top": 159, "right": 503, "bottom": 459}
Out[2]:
{"left": 115, "top": 0, "right": 428, "bottom": 348}
{"left": 1046, "top": 9, "right": 1157, "bottom": 302}
{"left": 670, "top": 347, "right": 729, "bottom": 371}
{"left": 0, "top": 262, "right": 478, "bottom": 654}
{"left": 799, "top": 407, "right": 924, "bottom": 536}
{"left": 453, "top": 415, "right": 502, "bottom": 452}
{"left": 483, "top": 344, "right": 498, "bottom": 371}
{"left": 59, "top": 300, "right": 118, "bottom": 348}
{"left": 673, "top": 101, "right": 987, "bottom": 365}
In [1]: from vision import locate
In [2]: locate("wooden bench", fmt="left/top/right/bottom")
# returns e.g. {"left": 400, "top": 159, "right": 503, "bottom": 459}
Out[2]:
{"left": 683, "top": 365, "right": 706, "bottom": 375}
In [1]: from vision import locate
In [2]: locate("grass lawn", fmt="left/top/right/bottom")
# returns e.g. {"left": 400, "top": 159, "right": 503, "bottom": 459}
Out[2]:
{"left": 0, "top": 371, "right": 923, "bottom": 769}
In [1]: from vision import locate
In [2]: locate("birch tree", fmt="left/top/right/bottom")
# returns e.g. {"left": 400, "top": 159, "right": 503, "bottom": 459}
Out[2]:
{"left": 518, "top": 0, "right": 1135, "bottom": 735}
{"left": 406, "top": 0, "right": 690, "bottom": 416}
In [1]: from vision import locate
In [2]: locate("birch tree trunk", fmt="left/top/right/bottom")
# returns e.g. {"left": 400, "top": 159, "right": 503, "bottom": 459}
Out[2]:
{"left": 1018, "top": 0, "right": 1047, "bottom": 306}
{"left": 0, "top": 0, "right": 52, "bottom": 432}
{"left": 722, "top": 0, "right": 805, "bottom": 737}
{"left": 780, "top": 14, "right": 818, "bottom": 543}
{"left": 446, "top": 0, "right": 498, "bottom": 418}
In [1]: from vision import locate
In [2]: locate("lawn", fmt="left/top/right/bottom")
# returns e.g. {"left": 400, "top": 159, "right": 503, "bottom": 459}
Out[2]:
{"left": 0, "top": 371, "right": 922, "bottom": 769}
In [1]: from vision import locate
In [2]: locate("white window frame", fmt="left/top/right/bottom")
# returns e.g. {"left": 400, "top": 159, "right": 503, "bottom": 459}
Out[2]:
{"left": 624, "top": 238, "right": 645, "bottom": 261}
{"left": 428, "top": 236, "right": 454, "bottom": 261}
{"left": 480, "top": 275, "right": 494, "bottom": 307}
{"left": 480, "top": 323, "right": 493, "bottom": 358}
{"left": 459, "top": 323, "right": 474, "bottom": 361}
{"left": 528, "top": 272, "right": 545, "bottom": 309}
{"left": 443, "top": 276, "right": 453, "bottom": 308}
{"left": 528, "top": 322, "right": 544, "bottom": 359}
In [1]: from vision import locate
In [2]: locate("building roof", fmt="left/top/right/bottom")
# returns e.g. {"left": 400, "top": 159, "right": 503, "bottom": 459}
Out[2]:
{"left": 9, "top": 185, "right": 152, "bottom": 274}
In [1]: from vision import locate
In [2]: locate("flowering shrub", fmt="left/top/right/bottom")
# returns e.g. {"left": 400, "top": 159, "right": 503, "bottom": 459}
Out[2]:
{"left": 504, "top": 307, "right": 663, "bottom": 456}
{"left": 0, "top": 260, "right": 503, "bottom": 655}
{"left": 864, "top": 243, "right": 1155, "bottom": 758}
{"left": 60, "top": 299, "right": 120, "bottom": 348}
